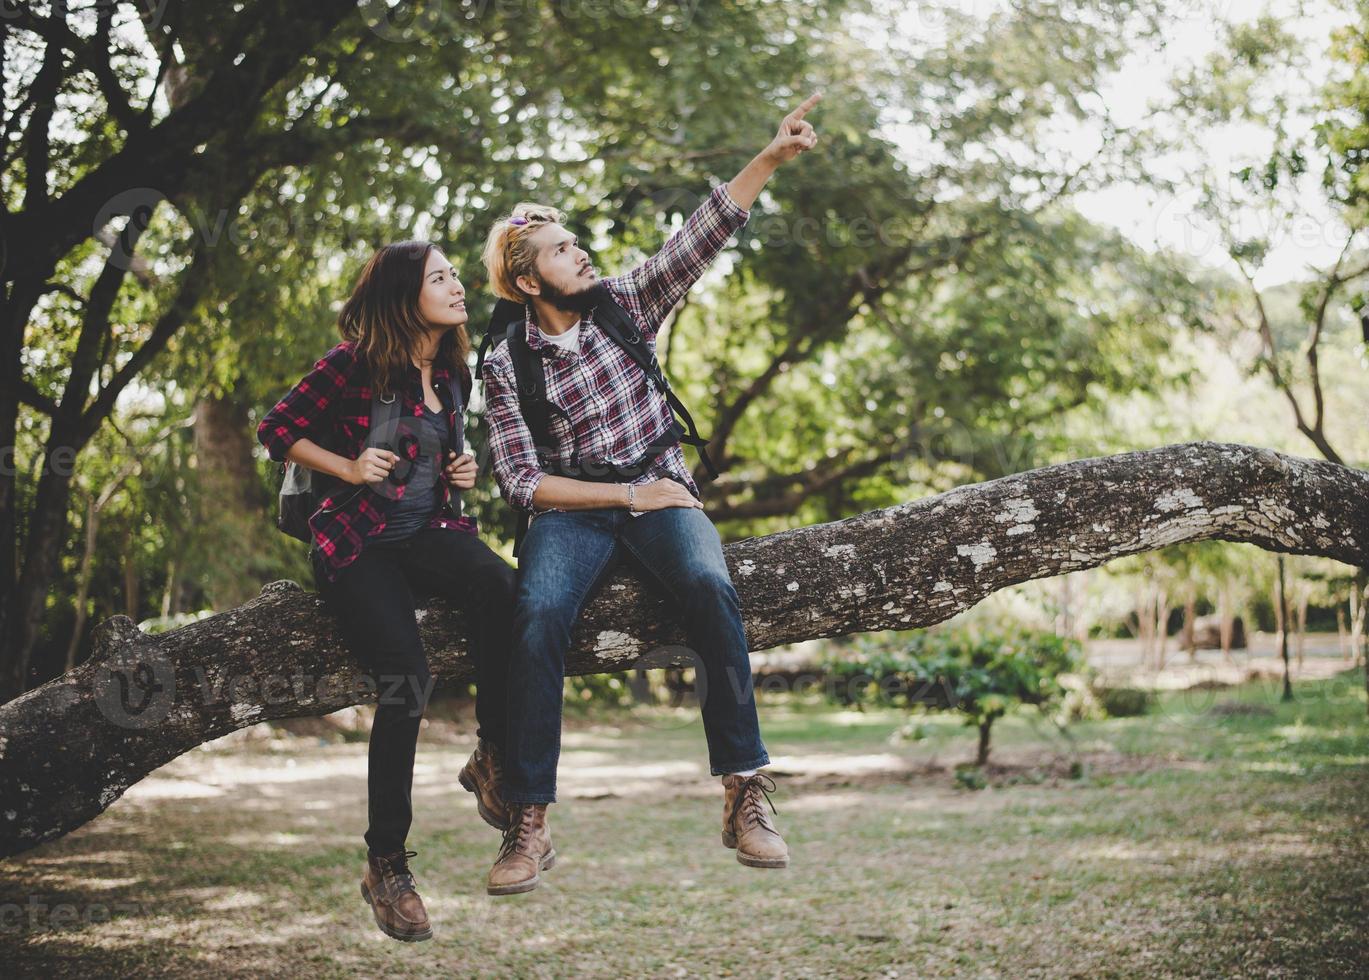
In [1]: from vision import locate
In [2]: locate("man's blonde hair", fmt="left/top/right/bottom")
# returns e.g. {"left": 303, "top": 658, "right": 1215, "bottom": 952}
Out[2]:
{"left": 481, "top": 202, "right": 565, "bottom": 302}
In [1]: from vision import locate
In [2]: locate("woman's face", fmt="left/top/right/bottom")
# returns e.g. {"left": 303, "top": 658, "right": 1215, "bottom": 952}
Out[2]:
{"left": 417, "top": 250, "right": 467, "bottom": 329}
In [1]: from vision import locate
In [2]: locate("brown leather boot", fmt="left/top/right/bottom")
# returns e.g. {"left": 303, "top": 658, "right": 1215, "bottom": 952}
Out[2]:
{"left": 721, "top": 773, "right": 790, "bottom": 869}
{"left": 486, "top": 803, "right": 556, "bottom": 896}
{"left": 360, "top": 848, "right": 433, "bottom": 941}
{"left": 459, "top": 737, "right": 511, "bottom": 831}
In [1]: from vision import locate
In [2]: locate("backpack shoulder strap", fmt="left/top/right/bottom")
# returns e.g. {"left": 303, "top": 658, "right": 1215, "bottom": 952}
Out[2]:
{"left": 367, "top": 386, "right": 405, "bottom": 452}
{"left": 506, "top": 319, "right": 568, "bottom": 463}
{"left": 594, "top": 296, "right": 719, "bottom": 481}
{"left": 475, "top": 297, "right": 528, "bottom": 380}
{"left": 594, "top": 297, "right": 658, "bottom": 381}
{"left": 445, "top": 373, "right": 465, "bottom": 457}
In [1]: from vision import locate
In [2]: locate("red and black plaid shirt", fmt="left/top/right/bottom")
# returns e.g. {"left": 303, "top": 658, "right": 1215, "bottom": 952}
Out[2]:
{"left": 481, "top": 183, "right": 750, "bottom": 514}
{"left": 257, "top": 342, "right": 477, "bottom": 582}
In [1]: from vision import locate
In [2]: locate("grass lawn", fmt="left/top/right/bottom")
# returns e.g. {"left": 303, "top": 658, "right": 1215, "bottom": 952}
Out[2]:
{"left": 1, "top": 668, "right": 1365, "bottom": 978}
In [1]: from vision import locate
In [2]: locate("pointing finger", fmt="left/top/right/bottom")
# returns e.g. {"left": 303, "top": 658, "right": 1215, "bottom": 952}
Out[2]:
{"left": 790, "top": 91, "right": 822, "bottom": 121}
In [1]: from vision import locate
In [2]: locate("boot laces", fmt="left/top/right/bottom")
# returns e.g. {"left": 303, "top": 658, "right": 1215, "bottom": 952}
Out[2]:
{"left": 377, "top": 848, "right": 419, "bottom": 893}
{"left": 497, "top": 804, "right": 538, "bottom": 862}
{"left": 731, "top": 773, "right": 779, "bottom": 830}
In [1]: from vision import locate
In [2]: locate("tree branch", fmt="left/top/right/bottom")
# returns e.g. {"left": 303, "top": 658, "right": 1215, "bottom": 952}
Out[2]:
{"left": 62, "top": 206, "right": 155, "bottom": 420}
{"left": 2, "top": 441, "right": 1364, "bottom": 857}
{"left": 16, "top": 378, "right": 57, "bottom": 416}
{"left": 77, "top": 245, "right": 211, "bottom": 445}
{"left": 3, "top": 0, "right": 359, "bottom": 284}
{"left": 706, "top": 442, "right": 908, "bottom": 521}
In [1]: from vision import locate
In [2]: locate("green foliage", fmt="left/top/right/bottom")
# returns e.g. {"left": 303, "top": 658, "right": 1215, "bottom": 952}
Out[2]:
{"left": 1096, "top": 686, "right": 1155, "bottom": 718}
{"left": 12, "top": 0, "right": 1363, "bottom": 686}
{"left": 563, "top": 671, "right": 635, "bottom": 712}
{"left": 953, "top": 765, "right": 988, "bottom": 791}
{"left": 822, "top": 621, "right": 1083, "bottom": 762}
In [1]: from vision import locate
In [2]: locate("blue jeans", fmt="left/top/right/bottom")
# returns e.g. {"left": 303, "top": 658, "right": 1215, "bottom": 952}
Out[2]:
{"left": 503, "top": 506, "right": 770, "bottom": 803}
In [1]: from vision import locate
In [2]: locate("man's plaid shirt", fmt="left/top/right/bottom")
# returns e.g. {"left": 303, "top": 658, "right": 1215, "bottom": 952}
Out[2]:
{"left": 257, "top": 344, "right": 477, "bottom": 583}
{"left": 481, "top": 183, "right": 750, "bottom": 514}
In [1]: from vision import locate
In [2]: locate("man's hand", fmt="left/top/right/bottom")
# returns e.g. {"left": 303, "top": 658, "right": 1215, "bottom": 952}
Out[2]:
{"left": 444, "top": 451, "right": 477, "bottom": 490}
{"left": 632, "top": 478, "right": 703, "bottom": 511}
{"left": 761, "top": 92, "right": 821, "bottom": 166}
{"left": 727, "top": 91, "right": 822, "bottom": 210}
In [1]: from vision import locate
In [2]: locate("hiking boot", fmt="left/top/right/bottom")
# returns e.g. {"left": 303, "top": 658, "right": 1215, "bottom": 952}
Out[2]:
{"left": 360, "top": 848, "right": 433, "bottom": 941}
{"left": 486, "top": 803, "right": 556, "bottom": 896}
{"left": 459, "top": 737, "right": 511, "bottom": 831}
{"left": 721, "top": 773, "right": 790, "bottom": 868}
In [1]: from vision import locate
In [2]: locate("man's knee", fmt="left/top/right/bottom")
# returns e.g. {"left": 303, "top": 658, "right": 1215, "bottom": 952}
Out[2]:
{"left": 512, "top": 586, "right": 580, "bottom": 646}
{"left": 678, "top": 561, "right": 737, "bottom": 608}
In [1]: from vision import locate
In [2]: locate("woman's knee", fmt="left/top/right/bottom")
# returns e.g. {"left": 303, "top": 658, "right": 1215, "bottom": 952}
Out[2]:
{"left": 485, "top": 560, "right": 517, "bottom": 610}
{"left": 367, "top": 655, "right": 433, "bottom": 716}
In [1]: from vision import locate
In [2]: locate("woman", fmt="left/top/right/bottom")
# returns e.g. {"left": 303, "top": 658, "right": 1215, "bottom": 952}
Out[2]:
{"left": 256, "top": 241, "right": 514, "bottom": 943}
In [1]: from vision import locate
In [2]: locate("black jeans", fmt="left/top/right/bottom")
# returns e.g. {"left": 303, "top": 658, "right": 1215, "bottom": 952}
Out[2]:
{"left": 311, "top": 527, "right": 515, "bottom": 856}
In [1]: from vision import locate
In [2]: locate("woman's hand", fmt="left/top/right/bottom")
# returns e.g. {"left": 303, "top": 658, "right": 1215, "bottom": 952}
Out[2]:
{"left": 632, "top": 478, "right": 702, "bottom": 511}
{"left": 348, "top": 447, "right": 400, "bottom": 485}
{"left": 444, "top": 451, "right": 478, "bottom": 490}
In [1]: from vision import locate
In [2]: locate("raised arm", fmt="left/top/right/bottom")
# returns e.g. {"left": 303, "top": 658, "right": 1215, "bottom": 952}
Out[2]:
{"left": 726, "top": 91, "right": 821, "bottom": 210}
{"left": 615, "top": 92, "right": 822, "bottom": 331}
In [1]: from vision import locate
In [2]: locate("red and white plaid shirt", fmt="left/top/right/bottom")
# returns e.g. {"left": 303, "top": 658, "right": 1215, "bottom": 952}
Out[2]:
{"left": 257, "top": 344, "right": 477, "bottom": 582}
{"left": 481, "top": 183, "right": 750, "bottom": 514}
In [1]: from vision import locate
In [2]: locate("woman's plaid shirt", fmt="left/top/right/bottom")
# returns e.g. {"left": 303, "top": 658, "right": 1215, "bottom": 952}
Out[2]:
{"left": 257, "top": 344, "right": 477, "bottom": 582}
{"left": 480, "top": 183, "right": 750, "bottom": 514}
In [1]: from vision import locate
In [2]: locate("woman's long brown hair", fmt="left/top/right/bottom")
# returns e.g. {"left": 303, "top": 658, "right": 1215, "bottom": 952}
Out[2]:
{"left": 336, "top": 240, "right": 471, "bottom": 397}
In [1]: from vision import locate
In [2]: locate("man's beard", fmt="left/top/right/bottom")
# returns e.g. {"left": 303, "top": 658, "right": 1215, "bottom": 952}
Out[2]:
{"left": 538, "top": 277, "right": 608, "bottom": 316}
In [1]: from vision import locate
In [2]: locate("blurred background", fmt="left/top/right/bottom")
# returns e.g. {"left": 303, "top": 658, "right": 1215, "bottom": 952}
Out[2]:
{"left": 2, "top": 1, "right": 1366, "bottom": 975}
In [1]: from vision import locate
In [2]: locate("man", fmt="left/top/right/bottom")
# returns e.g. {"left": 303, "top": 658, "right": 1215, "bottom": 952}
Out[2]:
{"left": 479, "top": 94, "right": 820, "bottom": 895}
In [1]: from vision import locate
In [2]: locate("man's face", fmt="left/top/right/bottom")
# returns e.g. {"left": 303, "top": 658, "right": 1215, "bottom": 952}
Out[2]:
{"left": 519, "top": 222, "right": 597, "bottom": 306}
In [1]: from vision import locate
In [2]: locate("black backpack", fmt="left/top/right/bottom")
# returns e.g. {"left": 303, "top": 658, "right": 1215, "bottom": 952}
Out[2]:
{"left": 474, "top": 296, "right": 716, "bottom": 555}
{"left": 277, "top": 377, "right": 464, "bottom": 543}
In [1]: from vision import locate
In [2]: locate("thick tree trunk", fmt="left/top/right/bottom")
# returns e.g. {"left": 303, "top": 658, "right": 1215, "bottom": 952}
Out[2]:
{"left": 3, "top": 419, "right": 82, "bottom": 700}
{"left": 1, "top": 441, "right": 1365, "bottom": 857}
{"left": 194, "top": 390, "right": 271, "bottom": 609}
{"left": 0, "top": 280, "right": 50, "bottom": 701}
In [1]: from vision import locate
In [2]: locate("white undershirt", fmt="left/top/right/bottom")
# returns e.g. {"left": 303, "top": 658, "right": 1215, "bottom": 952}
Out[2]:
{"left": 536, "top": 322, "right": 581, "bottom": 351}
